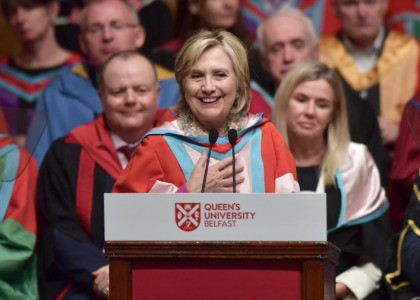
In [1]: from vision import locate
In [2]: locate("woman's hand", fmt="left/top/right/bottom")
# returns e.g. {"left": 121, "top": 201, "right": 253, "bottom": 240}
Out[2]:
{"left": 186, "top": 152, "right": 244, "bottom": 192}
{"left": 92, "top": 265, "right": 109, "bottom": 299}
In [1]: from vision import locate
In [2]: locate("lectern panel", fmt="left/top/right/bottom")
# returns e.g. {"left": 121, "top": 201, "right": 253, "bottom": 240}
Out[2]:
{"left": 132, "top": 260, "right": 301, "bottom": 300}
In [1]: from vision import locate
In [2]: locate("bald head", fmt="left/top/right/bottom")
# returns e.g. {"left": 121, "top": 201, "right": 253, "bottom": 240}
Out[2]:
{"left": 99, "top": 51, "right": 160, "bottom": 143}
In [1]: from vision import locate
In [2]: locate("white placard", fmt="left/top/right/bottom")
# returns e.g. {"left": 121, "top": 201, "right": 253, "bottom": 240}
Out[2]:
{"left": 104, "top": 193, "right": 326, "bottom": 242}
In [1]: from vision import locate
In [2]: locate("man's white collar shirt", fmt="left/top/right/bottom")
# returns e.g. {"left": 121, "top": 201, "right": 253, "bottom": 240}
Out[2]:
{"left": 343, "top": 27, "right": 385, "bottom": 73}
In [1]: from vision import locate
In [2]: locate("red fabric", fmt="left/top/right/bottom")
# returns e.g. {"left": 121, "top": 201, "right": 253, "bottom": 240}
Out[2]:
{"left": 114, "top": 134, "right": 187, "bottom": 193}
{"left": 113, "top": 118, "right": 298, "bottom": 193}
{"left": 132, "top": 260, "right": 301, "bottom": 300}
{"left": 2, "top": 137, "right": 38, "bottom": 234}
{"left": 66, "top": 114, "right": 123, "bottom": 180}
{"left": 388, "top": 97, "right": 420, "bottom": 231}
{"left": 75, "top": 149, "right": 95, "bottom": 239}
{"left": 249, "top": 89, "right": 272, "bottom": 120}
{"left": 0, "top": 72, "right": 50, "bottom": 93}
{"left": 67, "top": 110, "right": 173, "bottom": 237}
{"left": 261, "top": 122, "right": 298, "bottom": 192}
{"left": 0, "top": 107, "right": 8, "bottom": 134}
{"left": 67, "top": 110, "right": 173, "bottom": 180}
{"left": 56, "top": 284, "right": 73, "bottom": 300}
{"left": 119, "top": 145, "right": 136, "bottom": 161}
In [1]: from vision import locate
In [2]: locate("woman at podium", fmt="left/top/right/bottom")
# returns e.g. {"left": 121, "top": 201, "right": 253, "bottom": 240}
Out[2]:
{"left": 113, "top": 29, "right": 299, "bottom": 194}
{"left": 272, "top": 61, "right": 392, "bottom": 299}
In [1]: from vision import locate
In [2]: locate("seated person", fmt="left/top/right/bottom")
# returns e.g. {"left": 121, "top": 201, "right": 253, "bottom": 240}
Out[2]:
{"left": 28, "top": 0, "right": 179, "bottom": 165}
{"left": 253, "top": 6, "right": 389, "bottom": 187}
{"left": 37, "top": 50, "right": 173, "bottom": 299}
{"left": 113, "top": 29, "right": 299, "bottom": 194}
{"left": 273, "top": 62, "right": 392, "bottom": 299}
{"left": 0, "top": 0, "right": 82, "bottom": 141}
{"left": 320, "top": 0, "right": 420, "bottom": 146}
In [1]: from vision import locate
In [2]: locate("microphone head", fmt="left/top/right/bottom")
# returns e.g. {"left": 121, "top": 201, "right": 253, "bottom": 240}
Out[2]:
{"left": 209, "top": 128, "right": 219, "bottom": 145}
{"left": 228, "top": 129, "right": 237, "bottom": 145}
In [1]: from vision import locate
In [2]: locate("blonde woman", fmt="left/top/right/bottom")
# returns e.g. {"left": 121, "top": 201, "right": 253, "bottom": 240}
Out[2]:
{"left": 273, "top": 61, "right": 391, "bottom": 299}
{"left": 114, "top": 29, "right": 299, "bottom": 194}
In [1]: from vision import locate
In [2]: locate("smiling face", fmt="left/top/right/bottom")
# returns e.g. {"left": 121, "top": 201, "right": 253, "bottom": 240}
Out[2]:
{"left": 78, "top": 0, "right": 145, "bottom": 69}
{"left": 287, "top": 79, "right": 334, "bottom": 142}
{"left": 183, "top": 45, "right": 238, "bottom": 130}
{"left": 100, "top": 55, "right": 159, "bottom": 142}
{"left": 261, "top": 15, "right": 318, "bottom": 86}
{"left": 189, "top": 0, "right": 240, "bottom": 29}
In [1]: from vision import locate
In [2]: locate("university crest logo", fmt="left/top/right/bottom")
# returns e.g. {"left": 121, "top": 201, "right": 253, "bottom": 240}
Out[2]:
{"left": 175, "top": 203, "right": 201, "bottom": 232}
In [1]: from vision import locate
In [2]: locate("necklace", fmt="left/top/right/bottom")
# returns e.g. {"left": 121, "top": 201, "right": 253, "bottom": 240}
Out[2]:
{"left": 178, "top": 109, "right": 247, "bottom": 137}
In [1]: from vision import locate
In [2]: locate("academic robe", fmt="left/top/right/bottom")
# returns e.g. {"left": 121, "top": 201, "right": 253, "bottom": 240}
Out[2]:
{"left": 388, "top": 98, "right": 420, "bottom": 231}
{"left": 320, "top": 30, "right": 420, "bottom": 123}
{"left": 0, "top": 134, "right": 38, "bottom": 299}
{"left": 37, "top": 111, "right": 172, "bottom": 299}
{"left": 27, "top": 62, "right": 180, "bottom": 165}
{"left": 0, "top": 54, "right": 83, "bottom": 137}
{"left": 298, "top": 142, "right": 391, "bottom": 299}
{"left": 385, "top": 170, "right": 420, "bottom": 299}
{"left": 113, "top": 114, "right": 299, "bottom": 193}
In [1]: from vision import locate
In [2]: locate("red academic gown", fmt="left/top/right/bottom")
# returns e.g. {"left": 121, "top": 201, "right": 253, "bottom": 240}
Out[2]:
{"left": 36, "top": 110, "right": 172, "bottom": 299}
{"left": 113, "top": 114, "right": 299, "bottom": 193}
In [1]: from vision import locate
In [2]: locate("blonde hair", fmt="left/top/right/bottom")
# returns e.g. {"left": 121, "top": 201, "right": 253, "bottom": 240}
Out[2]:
{"left": 273, "top": 62, "right": 350, "bottom": 186}
{"left": 173, "top": 29, "right": 251, "bottom": 116}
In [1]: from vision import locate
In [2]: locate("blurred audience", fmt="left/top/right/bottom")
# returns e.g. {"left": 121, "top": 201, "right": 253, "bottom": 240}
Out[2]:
{"left": 54, "top": 0, "right": 84, "bottom": 53}
{"left": 27, "top": 0, "right": 179, "bottom": 165}
{"left": 151, "top": 0, "right": 250, "bottom": 70}
{"left": 127, "top": 0, "right": 174, "bottom": 53}
{"left": 254, "top": 6, "right": 389, "bottom": 187}
{"left": 388, "top": 97, "right": 420, "bottom": 231}
{"left": 54, "top": 0, "right": 174, "bottom": 54}
{"left": 37, "top": 50, "right": 172, "bottom": 299}
{"left": 320, "top": 0, "right": 420, "bottom": 147}
{"left": 251, "top": 6, "right": 319, "bottom": 118}
{"left": 0, "top": 0, "right": 82, "bottom": 142}
{"left": 273, "top": 62, "right": 392, "bottom": 299}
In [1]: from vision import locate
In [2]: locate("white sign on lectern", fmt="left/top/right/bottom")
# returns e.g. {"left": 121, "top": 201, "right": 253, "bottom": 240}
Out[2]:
{"left": 105, "top": 193, "right": 326, "bottom": 242}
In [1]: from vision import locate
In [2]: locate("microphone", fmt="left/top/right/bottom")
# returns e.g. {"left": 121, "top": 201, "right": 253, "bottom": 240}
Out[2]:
{"left": 201, "top": 128, "right": 219, "bottom": 193}
{"left": 228, "top": 129, "right": 238, "bottom": 193}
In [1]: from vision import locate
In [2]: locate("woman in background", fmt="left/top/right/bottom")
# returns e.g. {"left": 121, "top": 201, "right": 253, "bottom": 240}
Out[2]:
{"left": 150, "top": 0, "right": 250, "bottom": 70}
{"left": 273, "top": 61, "right": 392, "bottom": 299}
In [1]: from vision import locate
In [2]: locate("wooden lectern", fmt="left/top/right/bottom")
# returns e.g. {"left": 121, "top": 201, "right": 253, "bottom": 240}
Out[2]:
{"left": 104, "top": 193, "right": 340, "bottom": 300}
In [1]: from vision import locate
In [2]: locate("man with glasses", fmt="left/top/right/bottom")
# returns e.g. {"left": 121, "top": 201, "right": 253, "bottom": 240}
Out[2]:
{"left": 27, "top": 0, "right": 179, "bottom": 164}
{"left": 320, "top": 0, "right": 420, "bottom": 147}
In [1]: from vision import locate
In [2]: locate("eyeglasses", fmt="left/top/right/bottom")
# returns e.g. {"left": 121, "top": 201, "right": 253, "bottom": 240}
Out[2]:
{"left": 83, "top": 21, "right": 138, "bottom": 36}
{"left": 338, "top": 0, "right": 380, "bottom": 7}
